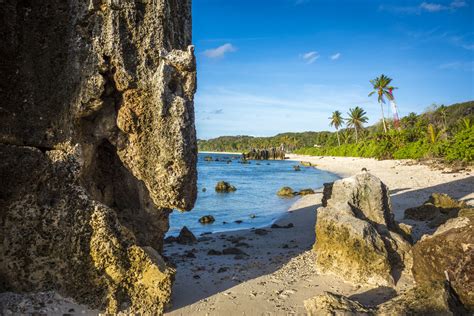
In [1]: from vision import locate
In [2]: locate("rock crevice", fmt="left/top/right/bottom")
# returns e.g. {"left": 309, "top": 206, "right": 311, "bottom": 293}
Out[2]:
{"left": 313, "top": 172, "right": 412, "bottom": 286}
{"left": 0, "top": 1, "right": 196, "bottom": 314}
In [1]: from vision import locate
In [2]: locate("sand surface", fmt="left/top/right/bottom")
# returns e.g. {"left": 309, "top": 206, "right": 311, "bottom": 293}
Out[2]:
{"left": 163, "top": 155, "right": 473, "bottom": 315}
{"left": 2, "top": 155, "right": 472, "bottom": 315}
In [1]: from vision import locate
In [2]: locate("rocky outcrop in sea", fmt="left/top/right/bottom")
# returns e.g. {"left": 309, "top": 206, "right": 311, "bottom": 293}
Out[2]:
{"left": 0, "top": 1, "right": 196, "bottom": 314}
{"left": 243, "top": 148, "right": 286, "bottom": 160}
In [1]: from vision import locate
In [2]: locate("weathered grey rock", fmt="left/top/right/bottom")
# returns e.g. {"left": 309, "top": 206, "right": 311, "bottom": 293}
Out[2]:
{"left": 304, "top": 291, "right": 372, "bottom": 316}
{"left": 376, "top": 282, "right": 468, "bottom": 315}
{"left": 300, "top": 161, "right": 313, "bottom": 167}
{"left": 321, "top": 182, "right": 334, "bottom": 207}
{"left": 314, "top": 172, "right": 412, "bottom": 286}
{"left": 0, "top": 1, "right": 196, "bottom": 314}
{"left": 177, "top": 226, "right": 197, "bottom": 245}
{"left": 413, "top": 214, "right": 474, "bottom": 311}
{"left": 306, "top": 282, "right": 467, "bottom": 316}
{"left": 404, "top": 193, "right": 470, "bottom": 228}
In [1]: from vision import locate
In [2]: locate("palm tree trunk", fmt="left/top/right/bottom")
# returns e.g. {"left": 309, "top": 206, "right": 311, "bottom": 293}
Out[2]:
{"left": 354, "top": 127, "right": 358, "bottom": 143}
{"left": 380, "top": 102, "right": 387, "bottom": 133}
{"left": 336, "top": 129, "right": 340, "bottom": 146}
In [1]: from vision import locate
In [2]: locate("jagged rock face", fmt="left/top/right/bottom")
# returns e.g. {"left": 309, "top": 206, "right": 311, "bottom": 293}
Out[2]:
{"left": 243, "top": 148, "right": 286, "bottom": 160}
{"left": 413, "top": 214, "right": 474, "bottom": 311}
{"left": 404, "top": 193, "right": 470, "bottom": 228}
{"left": 313, "top": 172, "right": 412, "bottom": 286}
{"left": 0, "top": 0, "right": 196, "bottom": 314}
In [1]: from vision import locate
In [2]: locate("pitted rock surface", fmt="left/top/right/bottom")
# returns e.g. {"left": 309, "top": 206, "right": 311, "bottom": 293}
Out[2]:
{"left": 0, "top": 1, "right": 196, "bottom": 314}
{"left": 313, "top": 172, "right": 412, "bottom": 286}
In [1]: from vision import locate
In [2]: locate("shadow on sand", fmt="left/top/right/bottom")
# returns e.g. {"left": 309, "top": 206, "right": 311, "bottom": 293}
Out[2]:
{"left": 165, "top": 175, "right": 473, "bottom": 312}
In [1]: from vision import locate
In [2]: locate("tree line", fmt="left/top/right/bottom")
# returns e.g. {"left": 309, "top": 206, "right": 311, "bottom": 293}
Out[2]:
{"left": 198, "top": 75, "right": 473, "bottom": 162}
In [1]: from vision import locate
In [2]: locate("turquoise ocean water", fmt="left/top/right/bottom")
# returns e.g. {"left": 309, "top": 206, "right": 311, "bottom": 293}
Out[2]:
{"left": 168, "top": 153, "right": 339, "bottom": 236}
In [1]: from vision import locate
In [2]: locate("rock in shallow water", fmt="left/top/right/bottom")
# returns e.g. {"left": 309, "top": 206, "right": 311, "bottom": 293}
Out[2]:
{"left": 199, "top": 215, "right": 216, "bottom": 224}
{"left": 215, "top": 181, "right": 237, "bottom": 193}
{"left": 277, "top": 187, "right": 296, "bottom": 197}
{"left": 313, "top": 172, "right": 412, "bottom": 286}
{"left": 297, "top": 188, "right": 315, "bottom": 196}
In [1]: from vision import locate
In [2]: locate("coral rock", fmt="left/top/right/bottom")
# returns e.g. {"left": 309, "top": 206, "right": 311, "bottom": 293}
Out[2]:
{"left": 215, "top": 181, "right": 237, "bottom": 193}
{"left": 314, "top": 172, "right": 412, "bottom": 286}
{"left": 413, "top": 214, "right": 474, "bottom": 311}
{"left": 0, "top": 0, "right": 196, "bottom": 314}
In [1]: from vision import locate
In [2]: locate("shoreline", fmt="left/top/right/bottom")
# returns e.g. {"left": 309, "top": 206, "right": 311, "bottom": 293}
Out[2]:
{"left": 164, "top": 154, "right": 473, "bottom": 315}
{"left": 4, "top": 155, "right": 472, "bottom": 314}
{"left": 198, "top": 151, "right": 243, "bottom": 155}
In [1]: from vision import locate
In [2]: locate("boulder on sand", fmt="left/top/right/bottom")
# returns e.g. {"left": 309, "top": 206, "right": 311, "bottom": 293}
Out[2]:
{"left": 314, "top": 171, "right": 412, "bottom": 286}
{"left": 404, "top": 193, "right": 470, "bottom": 228}
{"left": 304, "top": 291, "right": 371, "bottom": 316}
{"left": 215, "top": 181, "right": 237, "bottom": 193}
{"left": 412, "top": 211, "right": 474, "bottom": 311}
{"left": 177, "top": 226, "right": 197, "bottom": 245}
{"left": 305, "top": 281, "right": 467, "bottom": 315}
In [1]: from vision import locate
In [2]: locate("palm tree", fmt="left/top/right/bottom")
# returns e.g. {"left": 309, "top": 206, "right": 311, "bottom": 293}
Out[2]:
{"left": 368, "top": 74, "right": 397, "bottom": 133}
{"left": 427, "top": 123, "right": 445, "bottom": 144}
{"left": 438, "top": 105, "right": 448, "bottom": 130}
{"left": 346, "top": 106, "right": 368, "bottom": 143}
{"left": 459, "top": 118, "right": 471, "bottom": 130}
{"left": 329, "top": 110, "right": 343, "bottom": 146}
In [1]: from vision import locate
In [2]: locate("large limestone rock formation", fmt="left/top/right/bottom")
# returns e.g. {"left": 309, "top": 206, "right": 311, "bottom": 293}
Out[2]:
{"left": 0, "top": 1, "right": 196, "bottom": 314}
{"left": 412, "top": 212, "right": 474, "bottom": 311}
{"left": 313, "top": 172, "right": 412, "bottom": 286}
{"left": 243, "top": 148, "right": 286, "bottom": 160}
{"left": 405, "top": 193, "right": 471, "bottom": 228}
{"left": 305, "top": 282, "right": 467, "bottom": 315}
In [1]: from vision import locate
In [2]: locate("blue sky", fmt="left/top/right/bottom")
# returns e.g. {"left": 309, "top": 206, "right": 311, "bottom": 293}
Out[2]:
{"left": 193, "top": 0, "right": 474, "bottom": 139}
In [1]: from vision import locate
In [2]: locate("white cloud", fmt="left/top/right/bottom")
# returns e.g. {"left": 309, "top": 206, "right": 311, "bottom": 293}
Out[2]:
{"left": 330, "top": 53, "right": 341, "bottom": 60}
{"left": 380, "top": 0, "right": 468, "bottom": 14}
{"left": 302, "top": 51, "right": 320, "bottom": 64}
{"left": 462, "top": 43, "right": 474, "bottom": 50}
{"left": 439, "top": 61, "right": 474, "bottom": 71}
{"left": 451, "top": 0, "right": 467, "bottom": 8}
{"left": 204, "top": 43, "right": 236, "bottom": 58}
{"left": 420, "top": 2, "right": 447, "bottom": 12}
{"left": 195, "top": 84, "right": 382, "bottom": 138}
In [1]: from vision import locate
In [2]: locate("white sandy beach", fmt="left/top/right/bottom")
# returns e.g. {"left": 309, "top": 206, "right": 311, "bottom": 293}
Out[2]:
{"left": 163, "top": 155, "right": 474, "bottom": 315}
{"left": 2, "top": 155, "right": 472, "bottom": 315}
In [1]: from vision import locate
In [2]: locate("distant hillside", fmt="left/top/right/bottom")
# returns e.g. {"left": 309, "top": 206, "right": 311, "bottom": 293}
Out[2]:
{"left": 198, "top": 101, "right": 474, "bottom": 162}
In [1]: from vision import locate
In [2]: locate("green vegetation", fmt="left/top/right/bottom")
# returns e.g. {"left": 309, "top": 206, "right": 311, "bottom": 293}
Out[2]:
{"left": 296, "top": 101, "right": 474, "bottom": 162}
{"left": 198, "top": 101, "right": 474, "bottom": 162}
